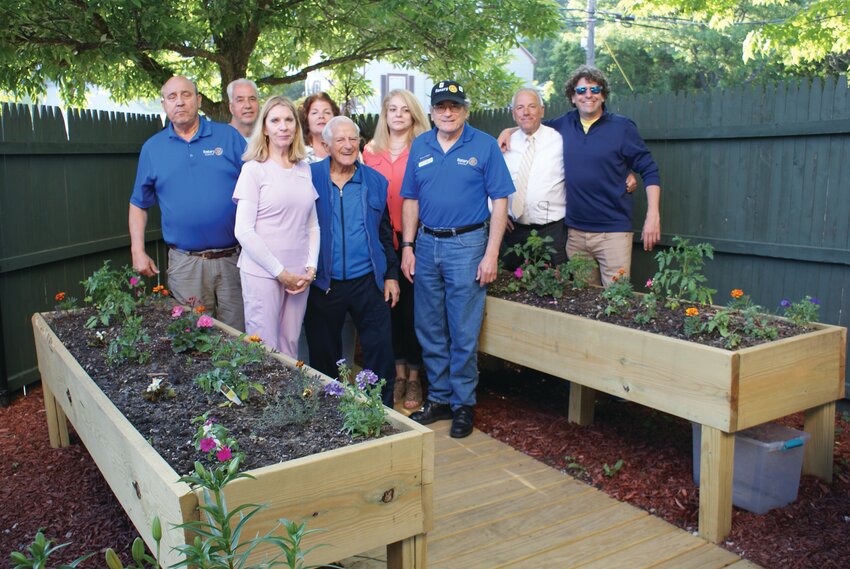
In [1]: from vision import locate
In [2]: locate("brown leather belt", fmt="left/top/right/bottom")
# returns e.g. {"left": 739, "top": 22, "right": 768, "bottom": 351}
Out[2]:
{"left": 168, "top": 245, "right": 240, "bottom": 260}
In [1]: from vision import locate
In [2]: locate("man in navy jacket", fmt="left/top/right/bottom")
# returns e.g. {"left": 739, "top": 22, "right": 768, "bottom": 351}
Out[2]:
{"left": 305, "top": 116, "right": 399, "bottom": 404}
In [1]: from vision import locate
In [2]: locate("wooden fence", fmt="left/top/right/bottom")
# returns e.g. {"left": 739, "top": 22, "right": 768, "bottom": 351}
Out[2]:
{"left": 1, "top": 75, "right": 848, "bottom": 399}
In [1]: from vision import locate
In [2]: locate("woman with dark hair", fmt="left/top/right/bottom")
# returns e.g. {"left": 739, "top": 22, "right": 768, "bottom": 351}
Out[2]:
{"left": 299, "top": 92, "right": 341, "bottom": 163}
{"left": 363, "top": 89, "right": 431, "bottom": 410}
{"left": 234, "top": 96, "right": 319, "bottom": 357}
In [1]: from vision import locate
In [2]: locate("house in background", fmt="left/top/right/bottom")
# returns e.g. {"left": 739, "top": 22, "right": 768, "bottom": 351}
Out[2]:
{"left": 306, "top": 46, "right": 537, "bottom": 114}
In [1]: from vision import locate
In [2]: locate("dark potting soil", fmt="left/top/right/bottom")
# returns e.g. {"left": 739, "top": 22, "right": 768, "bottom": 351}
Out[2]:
{"left": 44, "top": 302, "right": 395, "bottom": 476}
{"left": 488, "top": 273, "right": 805, "bottom": 350}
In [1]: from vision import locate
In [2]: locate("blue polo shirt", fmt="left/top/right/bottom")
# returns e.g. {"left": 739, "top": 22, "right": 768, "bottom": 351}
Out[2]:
{"left": 330, "top": 166, "right": 372, "bottom": 280}
{"left": 400, "top": 124, "right": 514, "bottom": 228}
{"left": 130, "top": 118, "right": 246, "bottom": 250}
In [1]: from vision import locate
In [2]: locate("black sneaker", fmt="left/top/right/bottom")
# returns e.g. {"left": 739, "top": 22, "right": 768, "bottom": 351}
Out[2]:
{"left": 450, "top": 406, "right": 474, "bottom": 438}
{"left": 410, "top": 400, "right": 453, "bottom": 425}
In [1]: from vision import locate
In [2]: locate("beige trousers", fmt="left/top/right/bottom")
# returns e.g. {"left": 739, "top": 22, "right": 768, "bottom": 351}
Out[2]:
{"left": 566, "top": 229, "right": 633, "bottom": 287}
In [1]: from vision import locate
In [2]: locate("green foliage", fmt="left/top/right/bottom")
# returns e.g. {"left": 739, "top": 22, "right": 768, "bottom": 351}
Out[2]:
{"left": 781, "top": 296, "right": 821, "bottom": 327}
{"left": 603, "top": 459, "right": 625, "bottom": 478}
{"left": 633, "top": 292, "right": 658, "bottom": 325}
{"left": 9, "top": 531, "right": 93, "bottom": 569}
{"left": 260, "top": 365, "right": 322, "bottom": 428}
{"left": 82, "top": 262, "right": 142, "bottom": 329}
{"left": 167, "top": 309, "right": 215, "bottom": 354}
{"left": 652, "top": 236, "right": 716, "bottom": 308}
{"left": 191, "top": 413, "right": 242, "bottom": 464}
{"left": 323, "top": 361, "right": 388, "bottom": 439}
{"left": 194, "top": 336, "right": 266, "bottom": 402}
{"left": 143, "top": 377, "right": 176, "bottom": 402}
{"left": 0, "top": 0, "right": 561, "bottom": 117}
{"left": 564, "top": 252, "right": 597, "bottom": 289}
{"left": 107, "top": 315, "right": 151, "bottom": 366}
{"left": 503, "top": 230, "right": 570, "bottom": 298}
{"left": 601, "top": 272, "right": 634, "bottom": 316}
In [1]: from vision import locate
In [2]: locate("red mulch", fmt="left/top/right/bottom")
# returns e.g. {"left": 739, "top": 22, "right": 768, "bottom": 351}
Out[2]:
{"left": 2, "top": 366, "right": 850, "bottom": 568}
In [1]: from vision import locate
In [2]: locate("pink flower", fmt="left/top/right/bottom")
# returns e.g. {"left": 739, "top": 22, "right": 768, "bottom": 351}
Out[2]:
{"left": 199, "top": 437, "right": 217, "bottom": 452}
{"left": 171, "top": 305, "right": 185, "bottom": 318}
{"left": 129, "top": 276, "right": 139, "bottom": 286}
{"left": 197, "top": 315, "right": 214, "bottom": 328}
{"left": 513, "top": 267, "right": 523, "bottom": 279}
{"left": 216, "top": 446, "right": 232, "bottom": 461}
{"left": 646, "top": 279, "right": 653, "bottom": 288}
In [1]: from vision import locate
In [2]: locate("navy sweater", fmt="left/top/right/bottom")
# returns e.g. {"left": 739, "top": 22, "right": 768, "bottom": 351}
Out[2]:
{"left": 546, "top": 110, "right": 660, "bottom": 233}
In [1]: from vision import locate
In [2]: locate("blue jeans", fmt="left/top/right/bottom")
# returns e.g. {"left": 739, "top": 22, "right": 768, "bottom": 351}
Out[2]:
{"left": 414, "top": 226, "right": 487, "bottom": 410}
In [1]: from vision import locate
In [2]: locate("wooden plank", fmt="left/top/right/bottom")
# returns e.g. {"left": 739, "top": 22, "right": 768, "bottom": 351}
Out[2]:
{"left": 698, "top": 426, "right": 734, "bottom": 543}
{"left": 40, "top": 379, "right": 69, "bottom": 447}
{"left": 569, "top": 383, "right": 596, "bottom": 425}
{"left": 651, "top": 542, "right": 742, "bottom": 569}
{"left": 387, "top": 533, "right": 426, "bottom": 569}
{"left": 803, "top": 401, "right": 837, "bottom": 482}
{"left": 575, "top": 523, "right": 705, "bottom": 568}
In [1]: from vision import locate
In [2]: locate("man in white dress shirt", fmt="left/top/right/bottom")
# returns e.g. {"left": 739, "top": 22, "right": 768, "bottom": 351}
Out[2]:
{"left": 501, "top": 87, "right": 567, "bottom": 271}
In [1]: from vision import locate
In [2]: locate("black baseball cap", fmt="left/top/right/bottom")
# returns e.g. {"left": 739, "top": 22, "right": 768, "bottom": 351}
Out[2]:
{"left": 431, "top": 80, "right": 467, "bottom": 105}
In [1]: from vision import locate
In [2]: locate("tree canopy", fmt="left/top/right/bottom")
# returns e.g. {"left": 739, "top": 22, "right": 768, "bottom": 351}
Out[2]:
{"left": 0, "top": 0, "right": 561, "bottom": 118}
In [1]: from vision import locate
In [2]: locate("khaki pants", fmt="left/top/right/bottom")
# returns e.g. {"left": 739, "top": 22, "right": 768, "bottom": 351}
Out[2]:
{"left": 167, "top": 248, "right": 245, "bottom": 331}
{"left": 566, "top": 229, "right": 633, "bottom": 287}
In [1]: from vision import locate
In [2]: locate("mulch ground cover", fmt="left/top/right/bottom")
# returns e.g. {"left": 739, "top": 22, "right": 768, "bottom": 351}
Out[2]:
{"left": 2, "top": 363, "right": 849, "bottom": 567}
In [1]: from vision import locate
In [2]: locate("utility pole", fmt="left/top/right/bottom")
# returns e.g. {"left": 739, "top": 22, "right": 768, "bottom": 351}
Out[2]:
{"left": 586, "top": 0, "right": 596, "bottom": 66}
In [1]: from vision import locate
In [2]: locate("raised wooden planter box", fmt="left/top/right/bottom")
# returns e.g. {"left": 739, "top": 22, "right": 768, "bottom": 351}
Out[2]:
{"left": 480, "top": 296, "right": 846, "bottom": 542}
{"left": 32, "top": 313, "right": 433, "bottom": 568}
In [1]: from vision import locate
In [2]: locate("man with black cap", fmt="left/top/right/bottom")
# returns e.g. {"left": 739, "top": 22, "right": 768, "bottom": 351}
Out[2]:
{"left": 399, "top": 80, "right": 514, "bottom": 438}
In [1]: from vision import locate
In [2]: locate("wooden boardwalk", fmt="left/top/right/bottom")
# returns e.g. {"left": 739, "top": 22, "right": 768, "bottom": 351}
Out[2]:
{"left": 342, "top": 422, "right": 760, "bottom": 569}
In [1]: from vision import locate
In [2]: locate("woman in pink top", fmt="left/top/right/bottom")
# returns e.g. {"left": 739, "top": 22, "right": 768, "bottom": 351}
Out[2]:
{"left": 233, "top": 96, "right": 319, "bottom": 357}
{"left": 363, "top": 89, "right": 431, "bottom": 409}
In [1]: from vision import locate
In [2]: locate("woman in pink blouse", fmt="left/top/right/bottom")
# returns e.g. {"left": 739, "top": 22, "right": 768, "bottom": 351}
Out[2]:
{"left": 362, "top": 89, "right": 431, "bottom": 409}
{"left": 233, "top": 96, "right": 319, "bottom": 357}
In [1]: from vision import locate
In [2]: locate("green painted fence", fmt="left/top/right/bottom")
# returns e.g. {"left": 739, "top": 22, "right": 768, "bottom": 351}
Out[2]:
{"left": 1, "top": 75, "right": 848, "bottom": 400}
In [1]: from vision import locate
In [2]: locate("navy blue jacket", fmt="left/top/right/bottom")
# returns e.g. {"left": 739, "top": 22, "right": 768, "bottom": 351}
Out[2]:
{"left": 546, "top": 110, "right": 660, "bottom": 233}
{"left": 310, "top": 159, "right": 398, "bottom": 291}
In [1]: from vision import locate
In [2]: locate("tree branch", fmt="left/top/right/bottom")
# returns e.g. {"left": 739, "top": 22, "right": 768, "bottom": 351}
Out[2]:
{"left": 256, "top": 47, "right": 399, "bottom": 86}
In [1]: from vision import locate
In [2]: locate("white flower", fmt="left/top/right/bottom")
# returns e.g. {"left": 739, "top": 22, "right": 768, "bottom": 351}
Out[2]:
{"left": 146, "top": 378, "right": 163, "bottom": 393}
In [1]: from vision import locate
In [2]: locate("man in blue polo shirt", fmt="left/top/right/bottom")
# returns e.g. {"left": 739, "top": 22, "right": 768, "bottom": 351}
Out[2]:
{"left": 305, "top": 116, "right": 399, "bottom": 405}
{"left": 400, "top": 80, "right": 513, "bottom": 438}
{"left": 129, "top": 75, "right": 247, "bottom": 329}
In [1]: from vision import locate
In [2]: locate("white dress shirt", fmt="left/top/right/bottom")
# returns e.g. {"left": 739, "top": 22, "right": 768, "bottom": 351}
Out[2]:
{"left": 503, "top": 124, "right": 565, "bottom": 225}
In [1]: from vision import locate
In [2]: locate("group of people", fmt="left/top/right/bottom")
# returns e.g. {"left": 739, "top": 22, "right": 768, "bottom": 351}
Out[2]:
{"left": 128, "top": 64, "right": 662, "bottom": 439}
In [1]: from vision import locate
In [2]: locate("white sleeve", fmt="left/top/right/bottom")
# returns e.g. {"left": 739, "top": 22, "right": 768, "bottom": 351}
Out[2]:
{"left": 234, "top": 199, "right": 285, "bottom": 277}
{"left": 306, "top": 204, "right": 320, "bottom": 269}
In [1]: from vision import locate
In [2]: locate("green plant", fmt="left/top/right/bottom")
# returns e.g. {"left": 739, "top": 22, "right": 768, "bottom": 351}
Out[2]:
{"left": 602, "top": 459, "right": 625, "bottom": 478}
{"left": 191, "top": 413, "right": 242, "bottom": 464}
{"left": 601, "top": 271, "right": 634, "bottom": 316}
{"left": 322, "top": 360, "right": 388, "bottom": 438}
{"left": 107, "top": 315, "right": 151, "bottom": 366}
{"left": 780, "top": 296, "right": 821, "bottom": 327}
{"left": 260, "top": 363, "right": 322, "bottom": 428}
{"left": 633, "top": 292, "right": 658, "bottom": 325}
{"left": 652, "top": 236, "right": 716, "bottom": 308}
{"left": 564, "top": 455, "right": 586, "bottom": 473}
{"left": 167, "top": 305, "right": 215, "bottom": 354}
{"left": 82, "top": 261, "right": 142, "bottom": 328}
{"left": 194, "top": 336, "right": 266, "bottom": 402}
{"left": 53, "top": 291, "right": 78, "bottom": 311}
{"left": 503, "top": 231, "right": 569, "bottom": 298}
{"left": 564, "top": 252, "right": 597, "bottom": 289}
{"left": 143, "top": 376, "right": 176, "bottom": 402}
{"left": 683, "top": 307, "right": 704, "bottom": 338}
{"left": 9, "top": 530, "right": 93, "bottom": 568}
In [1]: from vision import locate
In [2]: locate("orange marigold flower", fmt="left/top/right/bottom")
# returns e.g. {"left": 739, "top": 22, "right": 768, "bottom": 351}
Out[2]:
{"left": 612, "top": 275, "right": 619, "bottom": 282}
{"left": 730, "top": 289, "right": 744, "bottom": 299}
{"left": 295, "top": 360, "right": 305, "bottom": 368}
{"left": 152, "top": 285, "right": 164, "bottom": 293}
{"left": 685, "top": 307, "right": 699, "bottom": 317}
{"left": 617, "top": 268, "right": 626, "bottom": 275}
{"left": 247, "top": 334, "right": 263, "bottom": 343}
{"left": 160, "top": 289, "right": 169, "bottom": 296}
{"left": 194, "top": 305, "right": 206, "bottom": 314}
{"left": 55, "top": 292, "right": 66, "bottom": 301}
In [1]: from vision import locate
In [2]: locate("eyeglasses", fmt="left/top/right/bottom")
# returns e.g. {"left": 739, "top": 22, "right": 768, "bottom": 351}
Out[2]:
{"left": 574, "top": 86, "right": 603, "bottom": 95}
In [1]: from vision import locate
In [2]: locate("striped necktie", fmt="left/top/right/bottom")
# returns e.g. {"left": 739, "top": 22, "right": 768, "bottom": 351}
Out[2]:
{"left": 511, "top": 134, "right": 536, "bottom": 220}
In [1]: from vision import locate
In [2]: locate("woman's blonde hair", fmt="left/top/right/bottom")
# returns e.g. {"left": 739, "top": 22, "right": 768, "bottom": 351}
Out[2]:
{"left": 369, "top": 89, "right": 430, "bottom": 153}
{"left": 243, "top": 96, "right": 307, "bottom": 163}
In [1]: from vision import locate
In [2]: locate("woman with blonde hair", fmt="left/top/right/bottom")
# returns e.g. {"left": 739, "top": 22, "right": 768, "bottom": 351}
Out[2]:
{"left": 363, "top": 88, "right": 431, "bottom": 410}
{"left": 233, "top": 96, "right": 319, "bottom": 356}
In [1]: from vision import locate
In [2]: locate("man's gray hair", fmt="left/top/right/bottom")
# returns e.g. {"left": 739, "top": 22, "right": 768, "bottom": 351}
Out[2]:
{"left": 511, "top": 87, "right": 543, "bottom": 108}
{"left": 226, "top": 78, "right": 259, "bottom": 101}
{"left": 322, "top": 115, "right": 360, "bottom": 145}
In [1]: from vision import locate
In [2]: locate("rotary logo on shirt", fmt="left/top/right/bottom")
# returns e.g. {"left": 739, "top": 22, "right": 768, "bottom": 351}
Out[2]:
{"left": 456, "top": 156, "right": 478, "bottom": 167}
{"left": 202, "top": 147, "right": 224, "bottom": 157}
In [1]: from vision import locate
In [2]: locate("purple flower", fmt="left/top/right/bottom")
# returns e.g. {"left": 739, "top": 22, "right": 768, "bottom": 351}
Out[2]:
{"left": 779, "top": 299, "right": 792, "bottom": 309}
{"left": 336, "top": 358, "right": 347, "bottom": 367}
{"left": 197, "top": 315, "right": 214, "bottom": 328}
{"left": 216, "top": 447, "right": 232, "bottom": 462}
{"left": 355, "top": 370, "right": 379, "bottom": 388}
{"left": 199, "top": 437, "right": 217, "bottom": 452}
{"left": 171, "top": 305, "right": 185, "bottom": 318}
{"left": 809, "top": 297, "right": 820, "bottom": 305}
{"left": 204, "top": 417, "right": 217, "bottom": 426}
{"left": 513, "top": 267, "right": 523, "bottom": 279}
{"left": 323, "top": 380, "right": 345, "bottom": 397}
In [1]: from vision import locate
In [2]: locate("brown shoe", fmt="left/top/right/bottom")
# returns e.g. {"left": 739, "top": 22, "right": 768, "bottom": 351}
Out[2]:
{"left": 404, "top": 377, "right": 423, "bottom": 410}
{"left": 393, "top": 377, "right": 407, "bottom": 404}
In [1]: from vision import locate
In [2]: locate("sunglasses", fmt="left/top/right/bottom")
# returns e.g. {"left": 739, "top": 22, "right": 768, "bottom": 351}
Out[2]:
{"left": 574, "top": 86, "right": 603, "bottom": 95}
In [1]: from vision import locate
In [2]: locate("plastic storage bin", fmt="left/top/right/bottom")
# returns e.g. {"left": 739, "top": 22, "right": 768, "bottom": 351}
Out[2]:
{"left": 692, "top": 422, "right": 810, "bottom": 514}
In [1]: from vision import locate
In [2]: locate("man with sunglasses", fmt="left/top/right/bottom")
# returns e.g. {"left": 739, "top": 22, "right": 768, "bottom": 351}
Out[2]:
{"left": 499, "top": 65, "right": 661, "bottom": 286}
